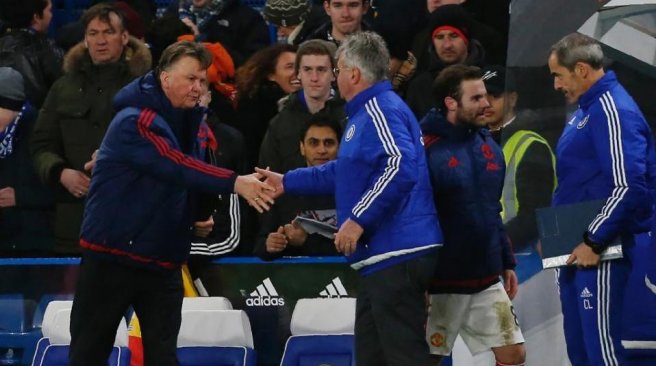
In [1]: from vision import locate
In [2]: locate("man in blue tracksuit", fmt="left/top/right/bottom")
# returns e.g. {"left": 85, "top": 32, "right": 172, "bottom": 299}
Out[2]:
{"left": 548, "top": 32, "right": 656, "bottom": 365}
{"left": 421, "top": 64, "right": 526, "bottom": 366}
{"left": 69, "top": 41, "right": 274, "bottom": 365}
{"left": 257, "top": 32, "right": 443, "bottom": 366}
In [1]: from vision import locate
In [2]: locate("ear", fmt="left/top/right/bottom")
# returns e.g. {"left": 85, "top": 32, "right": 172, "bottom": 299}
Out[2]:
{"left": 351, "top": 67, "right": 361, "bottom": 84}
{"left": 507, "top": 91, "right": 518, "bottom": 110}
{"left": 444, "top": 96, "right": 458, "bottom": 112}
{"left": 159, "top": 71, "right": 169, "bottom": 89}
{"left": 574, "top": 61, "right": 588, "bottom": 78}
{"left": 84, "top": 39, "right": 89, "bottom": 48}
{"left": 323, "top": 1, "right": 331, "bottom": 15}
{"left": 299, "top": 141, "right": 306, "bottom": 157}
{"left": 121, "top": 30, "right": 129, "bottom": 46}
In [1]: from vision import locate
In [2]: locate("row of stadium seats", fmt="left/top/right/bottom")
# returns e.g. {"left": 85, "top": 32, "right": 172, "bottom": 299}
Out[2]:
{"left": 0, "top": 295, "right": 355, "bottom": 366}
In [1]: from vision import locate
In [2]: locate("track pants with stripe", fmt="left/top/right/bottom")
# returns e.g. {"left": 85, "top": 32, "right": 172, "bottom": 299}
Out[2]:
{"left": 559, "top": 233, "right": 656, "bottom": 365}
{"left": 559, "top": 260, "right": 628, "bottom": 365}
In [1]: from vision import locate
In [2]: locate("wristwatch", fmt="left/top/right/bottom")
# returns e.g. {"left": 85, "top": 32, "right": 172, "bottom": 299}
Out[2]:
{"left": 583, "top": 231, "right": 608, "bottom": 255}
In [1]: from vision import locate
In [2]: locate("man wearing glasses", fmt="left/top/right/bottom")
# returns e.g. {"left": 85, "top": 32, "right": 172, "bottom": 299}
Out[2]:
{"left": 257, "top": 31, "right": 443, "bottom": 366}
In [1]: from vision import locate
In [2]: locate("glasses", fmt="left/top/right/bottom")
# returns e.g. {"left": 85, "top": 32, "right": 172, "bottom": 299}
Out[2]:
{"left": 332, "top": 66, "right": 352, "bottom": 76}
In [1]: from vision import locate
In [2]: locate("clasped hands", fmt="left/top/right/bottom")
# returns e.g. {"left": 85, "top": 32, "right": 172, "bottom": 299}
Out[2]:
{"left": 253, "top": 168, "right": 364, "bottom": 256}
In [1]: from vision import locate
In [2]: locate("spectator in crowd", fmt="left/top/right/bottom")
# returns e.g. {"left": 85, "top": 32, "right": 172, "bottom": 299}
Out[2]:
{"left": 188, "top": 85, "right": 249, "bottom": 276}
{"left": 30, "top": 3, "right": 151, "bottom": 255}
{"left": 0, "top": 0, "right": 63, "bottom": 108}
{"left": 68, "top": 40, "right": 274, "bottom": 365}
{"left": 255, "top": 116, "right": 341, "bottom": 260}
{"left": 369, "top": 0, "right": 425, "bottom": 91}
{"left": 298, "top": 0, "right": 370, "bottom": 46}
{"left": 0, "top": 67, "right": 54, "bottom": 256}
{"left": 263, "top": 0, "right": 312, "bottom": 44}
{"left": 405, "top": 4, "right": 486, "bottom": 120}
{"left": 234, "top": 43, "right": 299, "bottom": 171}
{"left": 421, "top": 64, "right": 525, "bottom": 365}
{"left": 423, "top": 0, "right": 507, "bottom": 64}
{"left": 56, "top": 1, "right": 151, "bottom": 52}
{"left": 257, "top": 31, "right": 443, "bottom": 366}
{"left": 259, "top": 39, "right": 345, "bottom": 174}
{"left": 166, "top": 0, "right": 270, "bottom": 66}
{"left": 481, "top": 65, "right": 556, "bottom": 253}
{"left": 548, "top": 32, "right": 656, "bottom": 366}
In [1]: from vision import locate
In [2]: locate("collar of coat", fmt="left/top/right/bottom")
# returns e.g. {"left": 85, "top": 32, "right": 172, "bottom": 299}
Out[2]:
{"left": 63, "top": 36, "right": 152, "bottom": 76}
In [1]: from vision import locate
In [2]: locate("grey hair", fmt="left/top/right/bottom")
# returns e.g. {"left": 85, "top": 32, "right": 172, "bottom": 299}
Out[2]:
{"left": 335, "top": 31, "right": 390, "bottom": 83}
{"left": 156, "top": 41, "right": 212, "bottom": 77}
{"left": 550, "top": 33, "right": 604, "bottom": 71}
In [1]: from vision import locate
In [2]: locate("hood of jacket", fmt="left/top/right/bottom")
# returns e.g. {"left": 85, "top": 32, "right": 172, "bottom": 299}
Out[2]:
{"left": 63, "top": 36, "right": 152, "bottom": 76}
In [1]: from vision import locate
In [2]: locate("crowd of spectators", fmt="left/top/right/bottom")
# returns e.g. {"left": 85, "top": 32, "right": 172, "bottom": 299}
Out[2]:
{"left": 0, "top": 0, "right": 512, "bottom": 260}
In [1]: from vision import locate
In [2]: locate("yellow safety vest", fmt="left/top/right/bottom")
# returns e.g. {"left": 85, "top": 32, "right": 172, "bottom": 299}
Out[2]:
{"left": 500, "top": 130, "right": 556, "bottom": 223}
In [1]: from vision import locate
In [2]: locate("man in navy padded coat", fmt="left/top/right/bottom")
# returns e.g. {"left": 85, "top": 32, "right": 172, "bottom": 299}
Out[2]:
{"left": 69, "top": 41, "right": 275, "bottom": 366}
{"left": 421, "top": 64, "right": 525, "bottom": 366}
{"left": 257, "top": 32, "right": 443, "bottom": 366}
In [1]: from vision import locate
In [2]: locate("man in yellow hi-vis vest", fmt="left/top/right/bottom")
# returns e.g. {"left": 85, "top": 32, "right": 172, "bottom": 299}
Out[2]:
{"left": 482, "top": 65, "right": 556, "bottom": 253}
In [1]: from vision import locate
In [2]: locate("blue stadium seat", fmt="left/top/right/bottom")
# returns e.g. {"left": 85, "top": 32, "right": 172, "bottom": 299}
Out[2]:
{"left": 0, "top": 294, "right": 41, "bottom": 366}
{"left": 279, "top": 298, "right": 356, "bottom": 366}
{"left": 177, "top": 309, "right": 256, "bottom": 366}
{"left": 0, "top": 294, "right": 25, "bottom": 333}
{"left": 31, "top": 305, "right": 130, "bottom": 366}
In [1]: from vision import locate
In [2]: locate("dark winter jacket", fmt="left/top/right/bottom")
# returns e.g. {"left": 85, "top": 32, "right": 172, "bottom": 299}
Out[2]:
{"left": 30, "top": 37, "right": 151, "bottom": 254}
{"left": 420, "top": 109, "right": 515, "bottom": 294}
{"left": 258, "top": 90, "right": 346, "bottom": 174}
{"left": 80, "top": 72, "right": 238, "bottom": 270}
{"left": 0, "top": 28, "right": 64, "bottom": 108}
{"left": 166, "top": 0, "right": 270, "bottom": 66}
{"left": 190, "top": 116, "right": 253, "bottom": 257}
{"left": 0, "top": 103, "right": 54, "bottom": 254}
{"left": 233, "top": 80, "right": 288, "bottom": 171}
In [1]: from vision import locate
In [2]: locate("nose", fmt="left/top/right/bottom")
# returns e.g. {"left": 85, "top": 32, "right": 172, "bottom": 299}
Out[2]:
{"left": 553, "top": 78, "right": 562, "bottom": 91}
{"left": 481, "top": 97, "right": 490, "bottom": 109}
{"left": 317, "top": 142, "right": 327, "bottom": 153}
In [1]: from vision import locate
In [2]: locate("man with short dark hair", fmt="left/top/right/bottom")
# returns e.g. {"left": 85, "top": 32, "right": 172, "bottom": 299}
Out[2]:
{"left": 300, "top": 0, "right": 370, "bottom": 46}
{"left": 255, "top": 117, "right": 341, "bottom": 260}
{"left": 0, "top": 0, "right": 63, "bottom": 108}
{"left": 405, "top": 4, "right": 486, "bottom": 120}
{"left": 30, "top": 3, "right": 151, "bottom": 255}
{"left": 69, "top": 40, "right": 275, "bottom": 365}
{"left": 481, "top": 65, "right": 556, "bottom": 253}
{"left": 548, "top": 32, "right": 656, "bottom": 366}
{"left": 421, "top": 64, "right": 525, "bottom": 366}
{"left": 259, "top": 39, "right": 345, "bottom": 173}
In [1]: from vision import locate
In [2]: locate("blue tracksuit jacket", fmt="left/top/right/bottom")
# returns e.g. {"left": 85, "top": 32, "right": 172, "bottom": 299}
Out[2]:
{"left": 80, "top": 72, "right": 237, "bottom": 270}
{"left": 554, "top": 71, "right": 656, "bottom": 365}
{"left": 283, "top": 81, "right": 443, "bottom": 275}
{"left": 553, "top": 71, "right": 656, "bottom": 243}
